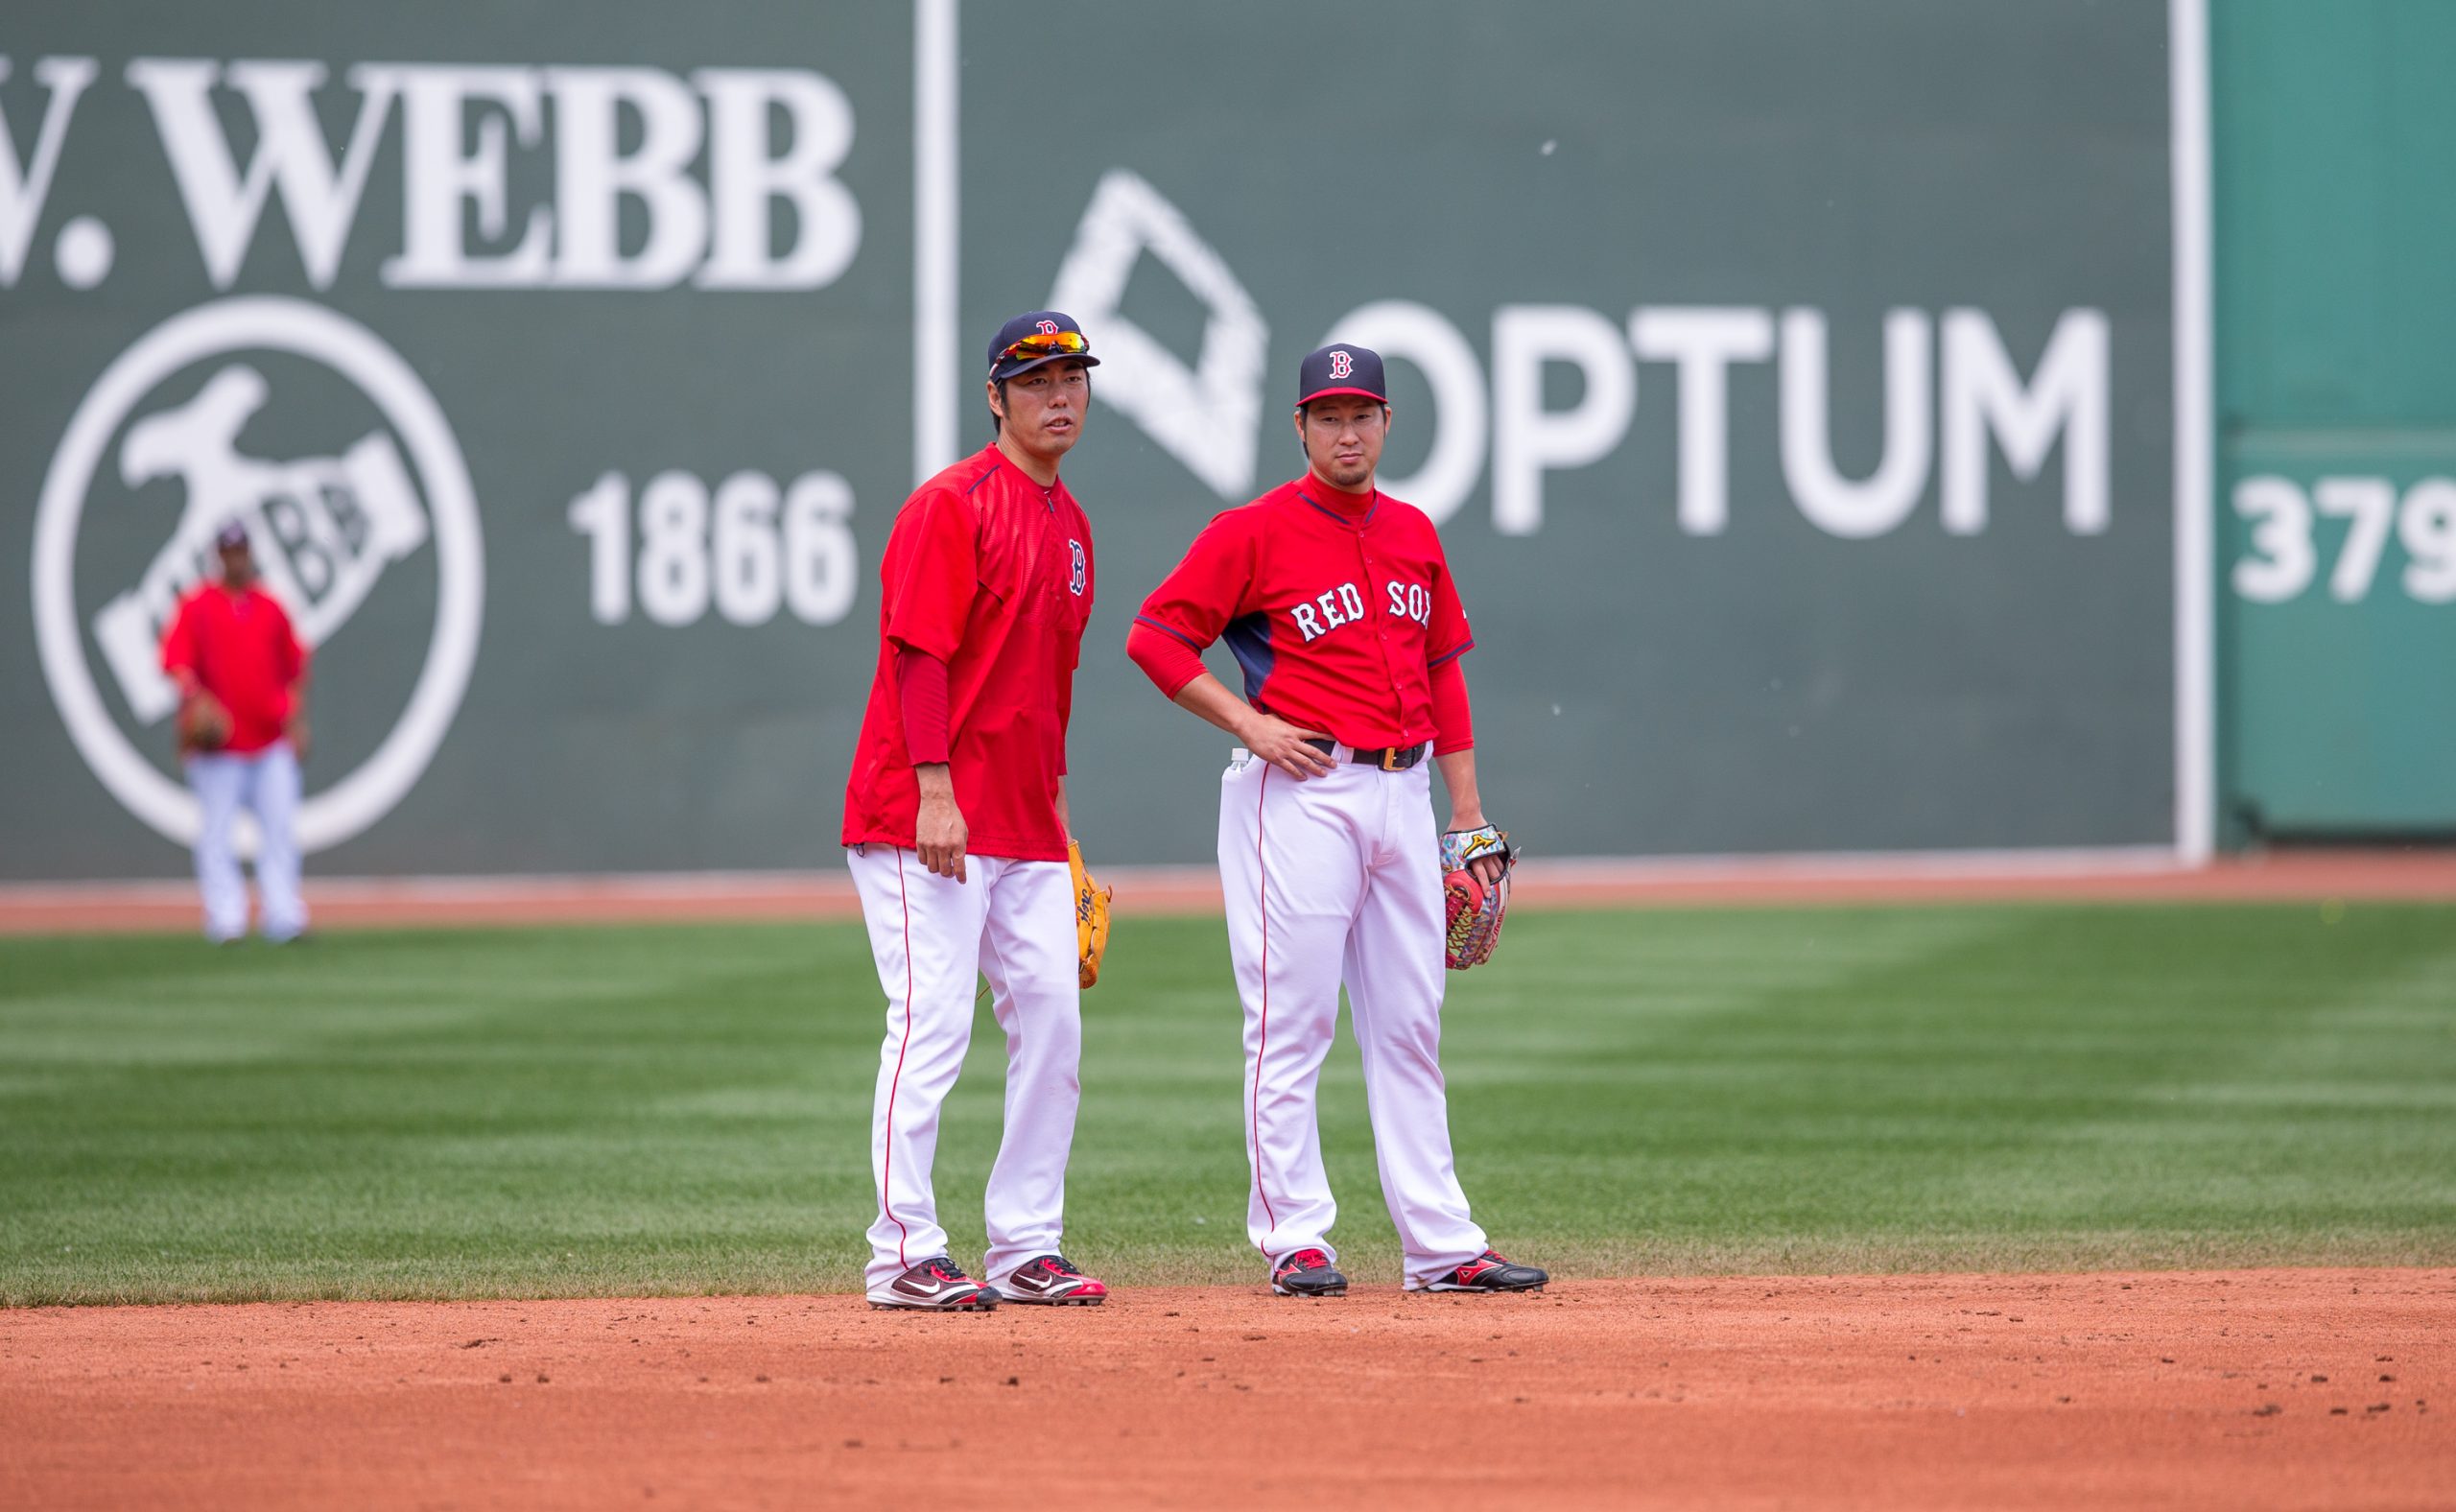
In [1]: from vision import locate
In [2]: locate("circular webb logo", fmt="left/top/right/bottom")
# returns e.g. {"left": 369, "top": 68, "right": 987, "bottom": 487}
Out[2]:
{"left": 32, "top": 297, "right": 484, "bottom": 854}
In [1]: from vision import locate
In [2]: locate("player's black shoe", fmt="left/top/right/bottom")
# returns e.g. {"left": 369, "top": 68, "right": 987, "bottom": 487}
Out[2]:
{"left": 998, "top": 1253, "right": 1109, "bottom": 1306}
{"left": 868, "top": 1256, "right": 1000, "bottom": 1311}
{"left": 1417, "top": 1250, "right": 1547, "bottom": 1293}
{"left": 1269, "top": 1247, "right": 1348, "bottom": 1297}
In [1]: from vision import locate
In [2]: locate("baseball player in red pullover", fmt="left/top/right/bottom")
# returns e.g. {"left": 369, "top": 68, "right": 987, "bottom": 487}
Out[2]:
{"left": 1127, "top": 344, "right": 1547, "bottom": 1299}
{"left": 159, "top": 520, "right": 311, "bottom": 943}
{"left": 841, "top": 312, "right": 1107, "bottom": 1311}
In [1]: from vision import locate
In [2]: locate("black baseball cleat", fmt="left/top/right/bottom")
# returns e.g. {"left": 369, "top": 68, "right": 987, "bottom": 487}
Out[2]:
{"left": 1418, "top": 1250, "right": 1548, "bottom": 1293}
{"left": 1269, "top": 1247, "right": 1348, "bottom": 1297}
{"left": 997, "top": 1253, "right": 1109, "bottom": 1306}
{"left": 868, "top": 1256, "right": 1000, "bottom": 1311}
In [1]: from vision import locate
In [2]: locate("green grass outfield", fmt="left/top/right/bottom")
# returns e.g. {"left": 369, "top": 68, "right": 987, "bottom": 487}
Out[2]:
{"left": 3, "top": 903, "right": 2452, "bottom": 1306}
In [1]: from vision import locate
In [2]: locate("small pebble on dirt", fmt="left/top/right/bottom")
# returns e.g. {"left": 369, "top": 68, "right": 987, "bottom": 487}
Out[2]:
{"left": 2380, "top": 1374, "right": 2396, "bottom": 1382}
{"left": 2331, "top": 1407, "right": 2349, "bottom": 1415}
{"left": 2311, "top": 1374, "right": 2328, "bottom": 1382}
{"left": 499, "top": 1374, "right": 512, "bottom": 1383}
{"left": 536, "top": 1374, "right": 550, "bottom": 1383}
{"left": 2254, "top": 1404, "right": 2280, "bottom": 1417}
{"left": 1004, "top": 1375, "right": 1019, "bottom": 1386}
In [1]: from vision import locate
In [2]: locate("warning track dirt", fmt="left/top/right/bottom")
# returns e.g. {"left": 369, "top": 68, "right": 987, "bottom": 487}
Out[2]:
{"left": 5, "top": 848, "right": 2453, "bottom": 934}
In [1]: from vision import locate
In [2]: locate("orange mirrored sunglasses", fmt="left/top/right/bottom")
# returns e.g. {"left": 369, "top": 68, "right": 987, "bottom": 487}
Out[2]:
{"left": 994, "top": 329, "right": 1090, "bottom": 366}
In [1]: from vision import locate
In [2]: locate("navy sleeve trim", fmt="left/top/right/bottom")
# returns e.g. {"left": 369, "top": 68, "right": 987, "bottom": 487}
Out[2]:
{"left": 1427, "top": 637, "right": 1475, "bottom": 668}
{"left": 1134, "top": 614, "right": 1206, "bottom": 651}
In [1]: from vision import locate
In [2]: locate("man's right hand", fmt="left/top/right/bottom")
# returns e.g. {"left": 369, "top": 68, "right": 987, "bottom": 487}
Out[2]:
{"left": 1237, "top": 711, "right": 1338, "bottom": 781}
{"left": 1165, "top": 671, "right": 1336, "bottom": 781}
{"left": 913, "top": 764, "right": 968, "bottom": 882}
{"left": 178, "top": 692, "right": 231, "bottom": 754}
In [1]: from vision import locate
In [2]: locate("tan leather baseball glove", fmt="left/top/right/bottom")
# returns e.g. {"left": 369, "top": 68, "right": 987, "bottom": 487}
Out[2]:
{"left": 1071, "top": 839, "right": 1113, "bottom": 988}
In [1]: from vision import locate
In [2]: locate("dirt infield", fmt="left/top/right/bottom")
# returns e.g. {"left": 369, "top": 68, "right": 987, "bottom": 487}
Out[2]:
{"left": 4, "top": 1269, "right": 2445, "bottom": 1510}
{"left": 6, "top": 847, "right": 2455, "bottom": 933}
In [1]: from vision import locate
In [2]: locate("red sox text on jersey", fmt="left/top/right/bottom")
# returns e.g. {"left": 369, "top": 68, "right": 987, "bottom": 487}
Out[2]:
{"left": 1289, "top": 579, "right": 1438, "bottom": 642}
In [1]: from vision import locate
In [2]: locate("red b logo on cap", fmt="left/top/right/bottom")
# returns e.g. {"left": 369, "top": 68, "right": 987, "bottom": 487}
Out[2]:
{"left": 1328, "top": 350, "right": 1354, "bottom": 379}
{"left": 1036, "top": 319, "right": 1059, "bottom": 335}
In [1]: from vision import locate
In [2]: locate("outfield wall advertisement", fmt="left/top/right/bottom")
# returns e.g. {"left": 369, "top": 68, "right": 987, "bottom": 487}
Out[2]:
{"left": 0, "top": 2, "right": 2181, "bottom": 877}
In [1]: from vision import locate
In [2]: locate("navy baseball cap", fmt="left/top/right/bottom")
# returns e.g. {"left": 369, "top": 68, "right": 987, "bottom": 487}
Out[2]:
{"left": 1296, "top": 343, "right": 1388, "bottom": 407}
{"left": 213, "top": 520, "right": 249, "bottom": 550}
{"left": 987, "top": 310, "right": 1100, "bottom": 381}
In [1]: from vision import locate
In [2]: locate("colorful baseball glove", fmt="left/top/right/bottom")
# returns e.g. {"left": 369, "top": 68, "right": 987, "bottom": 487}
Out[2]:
{"left": 1070, "top": 840, "right": 1113, "bottom": 988}
{"left": 1440, "top": 824, "right": 1520, "bottom": 971}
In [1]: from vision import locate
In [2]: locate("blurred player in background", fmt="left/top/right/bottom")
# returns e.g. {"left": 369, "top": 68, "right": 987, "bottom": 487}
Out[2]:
{"left": 159, "top": 520, "right": 311, "bottom": 944}
{"left": 839, "top": 312, "right": 1108, "bottom": 1311}
{"left": 1127, "top": 344, "right": 1546, "bottom": 1299}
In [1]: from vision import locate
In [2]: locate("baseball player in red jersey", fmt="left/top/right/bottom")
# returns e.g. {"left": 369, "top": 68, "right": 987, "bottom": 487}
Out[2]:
{"left": 841, "top": 311, "right": 1108, "bottom": 1311}
{"left": 160, "top": 520, "right": 312, "bottom": 943}
{"left": 1126, "top": 344, "right": 1547, "bottom": 1298}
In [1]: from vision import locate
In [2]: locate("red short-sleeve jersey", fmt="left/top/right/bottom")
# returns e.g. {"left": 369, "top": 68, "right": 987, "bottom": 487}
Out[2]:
{"left": 842, "top": 445, "right": 1095, "bottom": 862}
{"left": 1133, "top": 480, "right": 1471, "bottom": 748}
{"left": 159, "top": 581, "right": 308, "bottom": 755}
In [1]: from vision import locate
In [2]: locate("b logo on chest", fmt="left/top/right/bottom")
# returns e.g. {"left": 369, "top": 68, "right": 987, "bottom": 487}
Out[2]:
{"left": 1068, "top": 538, "right": 1087, "bottom": 596}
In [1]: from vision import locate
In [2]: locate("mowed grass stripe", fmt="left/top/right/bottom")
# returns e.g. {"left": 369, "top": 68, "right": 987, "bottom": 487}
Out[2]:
{"left": 0, "top": 903, "right": 2450, "bottom": 1304}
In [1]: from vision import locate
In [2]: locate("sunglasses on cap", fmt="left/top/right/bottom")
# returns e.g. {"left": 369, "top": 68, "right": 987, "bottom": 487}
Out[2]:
{"left": 993, "top": 329, "right": 1090, "bottom": 366}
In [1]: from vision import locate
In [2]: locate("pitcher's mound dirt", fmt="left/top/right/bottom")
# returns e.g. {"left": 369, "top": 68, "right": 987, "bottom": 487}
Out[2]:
{"left": 4, "top": 1268, "right": 2447, "bottom": 1510}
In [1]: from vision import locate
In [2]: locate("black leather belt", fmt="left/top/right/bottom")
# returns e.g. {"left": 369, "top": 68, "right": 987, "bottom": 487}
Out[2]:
{"left": 1304, "top": 738, "right": 1430, "bottom": 772}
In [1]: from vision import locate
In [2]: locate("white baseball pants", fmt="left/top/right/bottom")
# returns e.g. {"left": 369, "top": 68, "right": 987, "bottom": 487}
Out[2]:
{"left": 1217, "top": 749, "right": 1488, "bottom": 1288}
{"left": 185, "top": 744, "right": 306, "bottom": 943}
{"left": 847, "top": 844, "right": 1082, "bottom": 1293}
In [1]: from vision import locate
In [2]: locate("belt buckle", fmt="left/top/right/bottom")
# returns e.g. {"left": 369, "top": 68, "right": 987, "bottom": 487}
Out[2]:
{"left": 1381, "top": 744, "right": 1407, "bottom": 772}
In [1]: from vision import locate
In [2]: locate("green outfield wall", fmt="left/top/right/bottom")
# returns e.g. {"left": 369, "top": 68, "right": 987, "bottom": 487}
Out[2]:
{"left": 2212, "top": 0, "right": 2456, "bottom": 840}
{"left": 1, "top": 1, "right": 2182, "bottom": 877}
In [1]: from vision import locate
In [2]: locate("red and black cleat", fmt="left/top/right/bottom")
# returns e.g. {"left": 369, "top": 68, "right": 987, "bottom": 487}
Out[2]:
{"left": 868, "top": 1256, "right": 1000, "bottom": 1311}
{"left": 1270, "top": 1247, "right": 1348, "bottom": 1297}
{"left": 998, "top": 1253, "right": 1108, "bottom": 1306}
{"left": 1418, "top": 1249, "right": 1548, "bottom": 1293}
